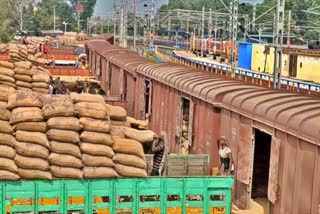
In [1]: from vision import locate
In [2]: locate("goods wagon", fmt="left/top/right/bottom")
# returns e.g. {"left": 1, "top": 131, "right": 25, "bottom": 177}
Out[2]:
{"left": 190, "top": 38, "right": 231, "bottom": 59}
{"left": 86, "top": 36, "right": 320, "bottom": 213}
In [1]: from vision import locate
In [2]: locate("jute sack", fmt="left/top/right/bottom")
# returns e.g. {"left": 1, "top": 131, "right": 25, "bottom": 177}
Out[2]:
{"left": 106, "top": 104, "right": 127, "bottom": 121}
{"left": 126, "top": 117, "right": 148, "bottom": 129}
{"left": 113, "top": 153, "right": 146, "bottom": 169}
{"left": 0, "top": 158, "right": 18, "bottom": 172}
{"left": 76, "top": 102, "right": 107, "bottom": 119}
{"left": 47, "top": 117, "right": 82, "bottom": 131}
{"left": 80, "top": 142, "right": 114, "bottom": 158}
{"left": 16, "top": 86, "right": 32, "bottom": 91}
{"left": 10, "top": 107, "right": 43, "bottom": 125}
{"left": 124, "top": 128, "right": 155, "bottom": 144}
{"left": 0, "top": 102, "right": 10, "bottom": 121}
{"left": 0, "top": 170, "right": 20, "bottom": 180}
{"left": 47, "top": 129, "right": 80, "bottom": 144}
{"left": 42, "top": 95, "right": 72, "bottom": 105}
{"left": 15, "top": 154, "right": 49, "bottom": 171}
{"left": 48, "top": 153, "right": 82, "bottom": 169}
{"left": 0, "top": 74, "right": 15, "bottom": 83}
{"left": 83, "top": 167, "right": 118, "bottom": 179}
{"left": 32, "top": 82, "right": 49, "bottom": 88}
{"left": 14, "top": 122, "right": 47, "bottom": 133}
{"left": 16, "top": 131, "right": 49, "bottom": 148}
{"left": 32, "top": 87, "right": 49, "bottom": 94}
{"left": 112, "top": 137, "right": 145, "bottom": 158}
{"left": 18, "top": 169, "right": 52, "bottom": 180}
{"left": 70, "top": 92, "right": 105, "bottom": 104}
{"left": 82, "top": 154, "right": 114, "bottom": 167}
{"left": 51, "top": 166, "right": 83, "bottom": 179}
{"left": 14, "top": 61, "right": 32, "bottom": 70}
{"left": 110, "top": 125, "right": 127, "bottom": 138}
{"left": 110, "top": 120, "right": 131, "bottom": 127}
{"left": 16, "top": 81, "right": 32, "bottom": 89}
{"left": 32, "top": 73, "right": 50, "bottom": 83}
{"left": 0, "top": 61, "right": 14, "bottom": 69}
{"left": 15, "top": 142, "right": 49, "bottom": 159}
{"left": 7, "top": 90, "right": 42, "bottom": 109}
{"left": 0, "top": 145, "right": 16, "bottom": 159}
{"left": 0, "top": 120, "right": 14, "bottom": 134}
{"left": 50, "top": 141, "right": 81, "bottom": 158}
{"left": 0, "top": 81, "right": 16, "bottom": 88}
{"left": 0, "top": 67, "right": 15, "bottom": 77}
{"left": 0, "top": 133, "right": 16, "bottom": 147}
{"left": 42, "top": 101, "right": 76, "bottom": 119}
{"left": 14, "top": 74, "right": 32, "bottom": 82}
{"left": 14, "top": 67, "right": 32, "bottom": 76}
{"left": 114, "top": 164, "right": 147, "bottom": 178}
{"left": 0, "top": 85, "right": 16, "bottom": 102}
{"left": 80, "top": 131, "right": 113, "bottom": 145}
{"left": 79, "top": 117, "right": 111, "bottom": 133}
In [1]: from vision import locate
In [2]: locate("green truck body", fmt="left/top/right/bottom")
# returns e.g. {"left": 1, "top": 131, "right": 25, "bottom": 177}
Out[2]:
{"left": 0, "top": 177, "right": 234, "bottom": 214}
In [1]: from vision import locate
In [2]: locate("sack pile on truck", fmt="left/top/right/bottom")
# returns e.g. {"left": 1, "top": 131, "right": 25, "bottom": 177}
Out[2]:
{"left": 74, "top": 93, "right": 118, "bottom": 179}
{"left": 8, "top": 90, "right": 52, "bottom": 180}
{"left": 44, "top": 95, "right": 83, "bottom": 179}
{"left": 112, "top": 137, "right": 147, "bottom": 178}
{"left": 0, "top": 88, "right": 19, "bottom": 180}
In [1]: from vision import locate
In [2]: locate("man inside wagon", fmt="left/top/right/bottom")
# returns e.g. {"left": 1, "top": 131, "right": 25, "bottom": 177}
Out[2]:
{"left": 218, "top": 136, "right": 234, "bottom": 176}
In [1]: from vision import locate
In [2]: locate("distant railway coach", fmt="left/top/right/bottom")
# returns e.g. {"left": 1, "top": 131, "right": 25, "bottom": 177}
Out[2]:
{"left": 86, "top": 36, "right": 320, "bottom": 213}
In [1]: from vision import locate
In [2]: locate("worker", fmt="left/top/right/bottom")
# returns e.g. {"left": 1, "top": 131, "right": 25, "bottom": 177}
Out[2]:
{"left": 75, "top": 57, "right": 80, "bottom": 68}
{"left": 150, "top": 134, "right": 166, "bottom": 176}
{"left": 22, "top": 35, "right": 29, "bottom": 45}
{"left": 218, "top": 136, "right": 234, "bottom": 176}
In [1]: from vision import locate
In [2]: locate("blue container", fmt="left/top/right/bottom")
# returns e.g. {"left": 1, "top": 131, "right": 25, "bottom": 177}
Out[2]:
{"left": 238, "top": 43, "right": 252, "bottom": 70}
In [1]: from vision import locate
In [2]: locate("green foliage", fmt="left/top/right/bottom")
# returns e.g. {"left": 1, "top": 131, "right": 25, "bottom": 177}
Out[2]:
{"left": 304, "top": 30, "right": 318, "bottom": 40}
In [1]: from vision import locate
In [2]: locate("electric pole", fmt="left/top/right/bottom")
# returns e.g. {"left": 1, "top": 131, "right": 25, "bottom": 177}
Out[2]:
{"left": 230, "top": 0, "right": 239, "bottom": 78}
{"left": 133, "top": 0, "right": 137, "bottom": 50}
{"left": 252, "top": 3, "right": 256, "bottom": 32}
{"left": 186, "top": 11, "right": 190, "bottom": 33}
{"left": 168, "top": 17, "right": 171, "bottom": 38}
{"left": 201, "top": 6, "right": 205, "bottom": 57}
{"left": 229, "top": 1, "right": 233, "bottom": 39}
{"left": 273, "top": 0, "right": 285, "bottom": 89}
{"left": 53, "top": 6, "right": 56, "bottom": 31}
{"left": 287, "top": 10, "right": 291, "bottom": 46}
{"left": 150, "top": 0, "right": 155, "bottom": 49}
{"left": 208, "top": 8, "right": 213, "bottom": 38}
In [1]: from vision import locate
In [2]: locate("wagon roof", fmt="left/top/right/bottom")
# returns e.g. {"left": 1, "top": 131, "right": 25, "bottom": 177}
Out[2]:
{"left": 137, "top": 63, "right": 320, "bottom": 145}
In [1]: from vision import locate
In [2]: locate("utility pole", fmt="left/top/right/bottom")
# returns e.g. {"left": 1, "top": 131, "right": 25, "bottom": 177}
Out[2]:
{"left": 208, "top": 8, "right": 213, "bottom": 38}
{"left": 20, "top": 8, "right": 23, "bottom": 32}
{"left": 230, "top": 0, "right": 239, "bottom": 78}
{"left": 78, "top": 11, "right": 80, "bottom": 32}
{"left": 168, "top": 17, "right": 171, "bottom": 38}
{"left": 273, "top": 0, "right": 285, "bottom": 89}
{"left": 201, "top": 6, "right": 205, "bottom": 57}
{"left": 150, "top": 0, "right": 155, "bottom": 49}
{"left": 252, "top": 3, "right": 256, "bottom": 32}
{"left": 87, "top": 17, "right": 89, "bottom": 34}
{"left": 273, "top": 13, "right": 276, "bottom": 43}
{"left": 287, "top": 10, "right": 291, "bottom": 46}
{"left": 186, "top": 11, "right": 190, "bottom": 33}
{"left": 229, "top": 1, "right": 233, "bottom": 39}
{"left": 53, "top": 6, "right": 56, "bottom": 31}
{"left": 133, "top": 0, "right": 137, "bottom": 50}
{"left": 214, "top": 15, "right": 218, "bottom": 55}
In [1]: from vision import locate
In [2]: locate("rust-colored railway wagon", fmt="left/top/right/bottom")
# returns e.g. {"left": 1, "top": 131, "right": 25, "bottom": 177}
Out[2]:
{"left": 86, "top": 36, "right": 320, "bottom": 213}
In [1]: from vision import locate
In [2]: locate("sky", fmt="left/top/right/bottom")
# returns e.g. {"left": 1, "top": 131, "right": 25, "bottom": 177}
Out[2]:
{"left": 93, "top": 0, "right": 264, "bottom": 17}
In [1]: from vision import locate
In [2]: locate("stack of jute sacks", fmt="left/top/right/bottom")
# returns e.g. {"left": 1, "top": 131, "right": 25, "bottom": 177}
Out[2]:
{"left": 8, "top": 44, "right": 29, "bottom": 62}
{"left": 71, "top": 92, "right": 118, "bottom": 178}
{"left": 0, "top": 85, "right": 18, "bottom": 180}
{"left": 14, "top": 61, "right": 33, "bottom": 91}
{"left": 44, "top": 95, "right": 83, "bottom": 179}
{"left": 31, "top": 66, "right": 51, "bottom": 94}
{"left": 0, "top": 60, "right": 51, "bottom": 94}
{"left": 0, "top": 61, "right": 16, "bottom": 89}
{"left": 8, "top": 90, "right": 52, "bottom": 180}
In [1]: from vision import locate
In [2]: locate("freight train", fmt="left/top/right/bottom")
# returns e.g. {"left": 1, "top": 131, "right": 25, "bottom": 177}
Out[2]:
{"left": 86, "top": 35, "right": 320, "bottom": 213}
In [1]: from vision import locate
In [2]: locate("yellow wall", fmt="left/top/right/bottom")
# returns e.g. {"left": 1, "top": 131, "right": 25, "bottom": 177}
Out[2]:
{"left": 296, "top": 56, "right": 320, "bottom": 83}
{"left": 251, "top": 44, "right": 289, "bottom": 77}
{"left": 251, "top": 44, "right": 275, "bottom": 73}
